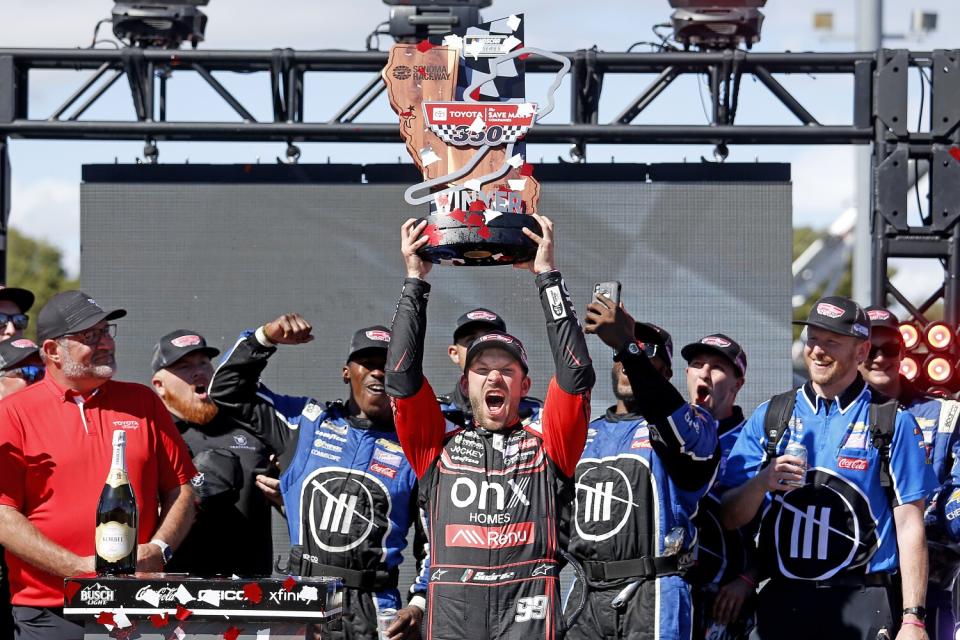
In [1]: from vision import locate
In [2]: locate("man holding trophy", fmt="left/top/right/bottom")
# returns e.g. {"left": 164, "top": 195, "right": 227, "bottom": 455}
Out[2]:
{"left": 382, "top": 14, "right": 595, "bottom": 639}
{"left": 385, "top": 215, "right": 595, "bottom": 640}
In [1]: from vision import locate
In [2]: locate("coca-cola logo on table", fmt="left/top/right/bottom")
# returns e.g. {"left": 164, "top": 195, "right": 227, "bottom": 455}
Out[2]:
{"left": 136, "top": 586, "right": 179, "bottom": 604}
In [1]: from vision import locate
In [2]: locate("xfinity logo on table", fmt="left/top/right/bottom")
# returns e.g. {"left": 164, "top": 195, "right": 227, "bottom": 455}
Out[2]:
{"left": 269, "top": 588, "right": 319, "bottom": 605}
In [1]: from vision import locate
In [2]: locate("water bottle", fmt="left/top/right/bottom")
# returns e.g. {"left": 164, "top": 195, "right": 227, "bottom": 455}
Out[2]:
{"left": 783, "top": 435, "right": 807, "bottom": 488}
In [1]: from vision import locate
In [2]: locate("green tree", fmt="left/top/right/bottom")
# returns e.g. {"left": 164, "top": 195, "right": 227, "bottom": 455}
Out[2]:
{"left": 5, "top": 227, "right": 78, "bottom": 342}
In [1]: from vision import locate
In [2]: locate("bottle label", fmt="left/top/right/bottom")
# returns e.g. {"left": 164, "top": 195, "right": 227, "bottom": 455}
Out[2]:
{"left": 105, "top": 469, "right": 130, "bottom": 489}
{"left": 95, "top": 521, "right": 136, "bottom": 562}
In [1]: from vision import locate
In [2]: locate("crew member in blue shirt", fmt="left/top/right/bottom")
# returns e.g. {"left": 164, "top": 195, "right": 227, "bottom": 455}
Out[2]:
{"left": 682, "top": 334, "right": 755, "bottom": 639}
{"left": 720, "top": 296, "right": 936, "bottom": 640}
{"left": 859, "top": 305, "right": 960, "bottom": 640}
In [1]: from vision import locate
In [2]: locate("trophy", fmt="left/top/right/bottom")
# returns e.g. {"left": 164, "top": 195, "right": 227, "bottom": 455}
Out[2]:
{"left": 382, "top": 14, "right": 569, "bottom": 266}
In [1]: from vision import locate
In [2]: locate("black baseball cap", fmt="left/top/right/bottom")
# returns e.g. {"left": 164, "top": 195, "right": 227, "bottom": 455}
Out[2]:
{"left": 464, "top": 332, "right": 529, "bottom": 374}
{"left": 453, "top": 308, "right": 507, "bottom": 342}
{"left": 0, "top": 287, "right": 35, "bottom": 313}
{"left": 36, "top": 290, "right": 127, "bottom": 342}
{"left": 681, "top": 333, "right": 747, "bottom": 378}
{"left": 151, "top": 329, "right": 221, "bottom": 373}
{"left": 864, "top": 306, "right": 901, "bottom": 333}
{"left": 635, "top": 322, "right": 673, "bottom": 365}
{"left": 0, "top": 338, "right": 41, "bottom": 371}
{"left": 793, "top": 295, "right": 870, "bottom": 340}
{"left": 347, "top": 326, "right": 391, "bottom": 362}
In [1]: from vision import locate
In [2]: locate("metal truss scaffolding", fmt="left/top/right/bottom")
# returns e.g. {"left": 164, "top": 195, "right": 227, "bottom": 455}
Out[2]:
{"left": 0, "top": 46, "right": 957, "bottom": 324}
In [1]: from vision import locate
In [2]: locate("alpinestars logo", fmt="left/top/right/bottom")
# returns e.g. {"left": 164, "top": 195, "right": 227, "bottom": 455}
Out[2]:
{"left": 303, "top": 468, "right": 392, "bottom": 553}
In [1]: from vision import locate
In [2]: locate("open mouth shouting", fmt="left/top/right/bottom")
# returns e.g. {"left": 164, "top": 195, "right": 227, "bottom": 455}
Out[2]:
{"left": 695, "top": 382, "right": 711, "bottom": 405}
{"left": 483, "top": 387, "right": 508, "bottom": 420}
{"left": 194, "top": 384, "right": 209, "bottom": 400}
{"left": 366, "top": 381, "right": 385, "bottom": 396}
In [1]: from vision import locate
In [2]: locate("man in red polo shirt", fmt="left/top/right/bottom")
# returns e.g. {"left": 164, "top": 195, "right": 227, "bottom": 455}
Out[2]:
{"left": 0, "top": 291, "right": 197, "bottom": 640}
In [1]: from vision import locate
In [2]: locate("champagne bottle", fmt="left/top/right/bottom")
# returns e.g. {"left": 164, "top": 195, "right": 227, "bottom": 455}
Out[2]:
{"left": 95, "top": 430, "right": 138, "bottom": 574}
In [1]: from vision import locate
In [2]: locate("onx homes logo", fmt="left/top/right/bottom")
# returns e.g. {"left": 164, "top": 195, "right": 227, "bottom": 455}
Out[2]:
{"left": 81, "top": 583, "right": 115, "bottom": 606}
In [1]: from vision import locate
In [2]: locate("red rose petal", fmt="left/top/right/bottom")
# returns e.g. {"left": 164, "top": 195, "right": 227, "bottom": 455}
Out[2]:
{"left": 424, "top": 224, "right": 444, "bottom": 246}
{"left": 64, "top": 582, "right": 81, "bottom": 603}
{"left": 477, "top": 225, "right": 491, "bottom": 239}
{"left": 449, "top": 208, "right": 467, "bottom": 223}
{"left": 469, "top": 88, "right": 481, "bottom": 101}
{"left": 224, "top": 626, "right": 242, "bottom": 640}
{"left": 283, "top": 576, "right": 297, "bottom": 592}
{"left": 416, "top": 40, "right": 433, "bottom": 53}
{"left": 468, "top": 200, "right": 486, "bottom": 212}
{"left": 519, "top": 53, "right": 531, "bottom": 61}
{"left": 466, "top": 213, "right": 485, "bottom": 228}
{"left": 149, "top": 613, "right": 169, "bottom": 628}
{"left": 96, "top": 611, "right": 115, "bottom": 626}
{"left": 243, "top": 582, "right": 263, "bottom": 604}
{"left": 519, "top": 163, "right": 534, "bottom": 177}
{"left": 950, "top": 146, "right": 960, "bottom": 163}
{"left": 175, "top": 604, "right": 192, "bottom": 621}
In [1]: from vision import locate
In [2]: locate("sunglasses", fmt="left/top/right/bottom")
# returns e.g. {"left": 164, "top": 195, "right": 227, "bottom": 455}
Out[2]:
{"left": 868, "top": 343, "right": 901, "bottom": 359}
{"left": 0, "top": 313, "right": 29, "bottom": 330}
{"left": 3, "top": 365, "right": 44, "bottom": 384}
{"left": 64, "top": 324, "right": 118, "bottom": 346}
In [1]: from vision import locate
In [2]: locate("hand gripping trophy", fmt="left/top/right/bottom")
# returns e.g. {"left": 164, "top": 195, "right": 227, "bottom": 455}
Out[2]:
{"left": 383, "top": 14, "right": 569, "bottom": 266}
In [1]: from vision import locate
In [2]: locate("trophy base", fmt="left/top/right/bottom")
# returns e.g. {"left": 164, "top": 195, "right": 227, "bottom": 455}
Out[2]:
{"left": 415, "top": 213, "right": 542, "bottom": 266}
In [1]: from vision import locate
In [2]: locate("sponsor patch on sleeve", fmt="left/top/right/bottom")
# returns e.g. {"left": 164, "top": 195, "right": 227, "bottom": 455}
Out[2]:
{"left": 302, "top": 402, "right": 324, "bottom": 422}
{"left": 545, "top": 286, "right": 567, "bottom": 320}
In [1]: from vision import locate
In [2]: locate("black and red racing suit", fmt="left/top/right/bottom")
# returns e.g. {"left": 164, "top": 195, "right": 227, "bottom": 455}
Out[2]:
{"left": 385, "top": 272, "right": 595, "bottom": 640}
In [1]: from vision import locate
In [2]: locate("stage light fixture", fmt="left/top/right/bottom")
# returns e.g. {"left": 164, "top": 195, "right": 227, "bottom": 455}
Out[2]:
{"left": 899, "top": 322, "right": 920, "bottom": 350}
{"left": 383, "top": 0, "right": 491, "bottom": 42}
{"left": 668, "top": 0, "right": 767, "bottom": 50}
{"left": 112, "top": 0, "right": 209, "bottom": 49}
{"left": 925, "top": 355, "right": 953, "bottom": 385}
{"left": 925, "top": 321, "right": 953, "bottom": 352}
{"left": 900, "top": 355, "right": 920, "bottom": 382}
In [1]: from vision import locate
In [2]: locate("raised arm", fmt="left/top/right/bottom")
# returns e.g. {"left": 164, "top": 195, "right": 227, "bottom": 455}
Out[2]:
{"left": 385, "top": 219, "right": 446, "bottom": 478}
{"left": 519, "top": 215, "right": 595, "bottom": 477}
{"left": 209, "top": 314, "right": 314, "bottom": 455}
{"left": 583, "top": 296, "right": 718, "bottom": 489}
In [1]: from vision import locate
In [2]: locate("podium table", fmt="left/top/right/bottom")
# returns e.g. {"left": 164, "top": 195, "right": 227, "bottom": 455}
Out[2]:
{"left": 63, "top": 574, "right": 342, "bottom": 639}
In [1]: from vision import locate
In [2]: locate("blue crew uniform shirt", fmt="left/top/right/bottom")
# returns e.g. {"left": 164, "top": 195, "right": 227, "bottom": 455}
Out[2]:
{"left": 721, "top": 377, "right": 936, "bottom": 579}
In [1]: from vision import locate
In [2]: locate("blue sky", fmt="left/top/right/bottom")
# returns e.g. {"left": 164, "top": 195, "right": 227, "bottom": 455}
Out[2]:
{"left": 5, "top": 0, "right": 957, "bottom": 291}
